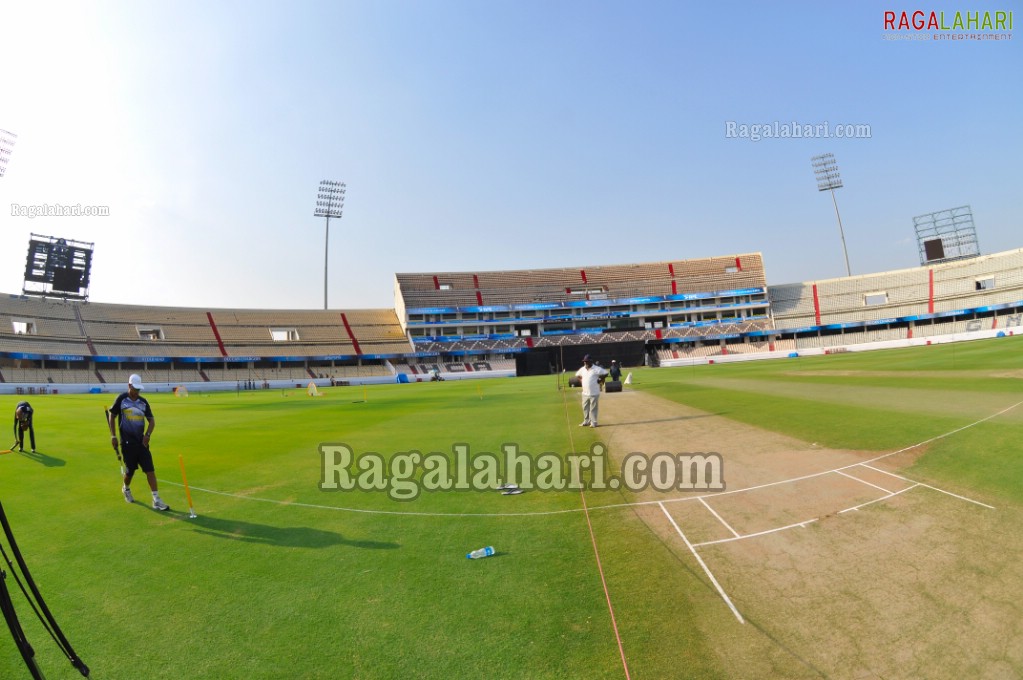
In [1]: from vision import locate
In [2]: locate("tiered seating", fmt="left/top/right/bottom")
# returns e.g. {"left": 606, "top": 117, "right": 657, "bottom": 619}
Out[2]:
{"left": 1, "top": 295, "right": 412, "bottom": 368}
{"left": 208, "top": 308, "right": 412, "bottom": 356}
{"left": 411, "top": 338, "right": 527, "bottom": 354}
{"left": 397, "top": 253, "right": 767, "bottom": 310}
{"left": 80, "top": 302, "right": 217, "bottom": 344}
{"left": 794, "top": 335, "right": 823, "bottom": 349}
{"left": 343, "top": 309, "right": 413, "bottom": 354}
{"left": 767, "top": 283, "right": 818, "bottom": 325}
{"left": 770, "top": 249, "right": 1023, "bottom": 332}
{"left": 932, "top": 249, "right": 1023, "bottom": 311}
{"left": 0, "top": 337, "right": 91, "bottom": 355}
{"left": 4, "top": 247, "right": 1021, "bottom": 384}
{"left": 0, "top": 295, "right": 85, "bottom": 354}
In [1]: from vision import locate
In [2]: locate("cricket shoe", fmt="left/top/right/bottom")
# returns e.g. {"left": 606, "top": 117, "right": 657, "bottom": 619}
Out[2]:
{"left": 122, "top": 486, "right": 134, "bottom": 504}
{"left": 152, "top": 498, "right": 170, "bottom": 512}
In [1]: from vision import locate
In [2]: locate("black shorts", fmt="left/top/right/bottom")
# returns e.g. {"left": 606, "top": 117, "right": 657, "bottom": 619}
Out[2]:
{"left": 121, "top": 440, "right": 155, "bottom": 474}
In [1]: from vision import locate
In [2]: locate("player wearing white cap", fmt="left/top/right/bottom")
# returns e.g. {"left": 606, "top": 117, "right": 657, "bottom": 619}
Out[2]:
{"left": 107, "top": 374, "right": 170, "bottom": 511}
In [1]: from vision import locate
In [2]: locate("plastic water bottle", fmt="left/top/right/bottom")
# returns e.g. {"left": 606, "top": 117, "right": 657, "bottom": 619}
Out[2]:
{"left": 466, "top": 546, "right": 495, "bottom": 559}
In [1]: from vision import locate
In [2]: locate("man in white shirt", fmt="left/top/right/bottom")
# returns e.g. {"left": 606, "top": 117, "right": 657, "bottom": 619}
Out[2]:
{"left": 575, "top": 355, "right": 609, "bottom": 427}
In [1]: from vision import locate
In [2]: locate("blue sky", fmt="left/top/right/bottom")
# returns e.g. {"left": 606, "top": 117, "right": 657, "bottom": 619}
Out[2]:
{"left": 0, "top": 0, "right": 1019, "bottom": 310}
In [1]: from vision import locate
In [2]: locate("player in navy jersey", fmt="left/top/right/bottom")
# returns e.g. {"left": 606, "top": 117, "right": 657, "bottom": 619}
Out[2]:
{"left": 13, "top": 401, "right": 35, "bottom": 453}
{"left": 107, "top": 374, "right": 170, "bottom": 511}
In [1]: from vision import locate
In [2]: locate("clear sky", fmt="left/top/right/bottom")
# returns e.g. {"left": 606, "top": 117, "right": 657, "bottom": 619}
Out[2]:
{"left": 0, "top": 0, "right": 1019, "bottom": 310}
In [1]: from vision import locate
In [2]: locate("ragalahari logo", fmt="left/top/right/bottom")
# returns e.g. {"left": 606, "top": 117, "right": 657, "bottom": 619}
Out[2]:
{"left": 884, "top": 10, "right": 1013, "bottom": 31}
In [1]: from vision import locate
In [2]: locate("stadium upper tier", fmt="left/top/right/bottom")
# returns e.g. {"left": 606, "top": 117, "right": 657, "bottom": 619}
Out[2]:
{"left": 769, "top": 248, "right": 1023, "bottom": 328}
{"left": 394, "top": 253, "right": 772, "bottom": 348}
{"left": 395, "top": 253, "right": 767, "bottom": 308}
{"left": 0, "top": 299, "right": 410, "bottom": 360}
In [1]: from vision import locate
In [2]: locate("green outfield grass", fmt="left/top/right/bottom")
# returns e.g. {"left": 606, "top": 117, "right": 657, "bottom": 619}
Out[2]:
{"left": 0, "top": 334, "right": 1020, "bottom": 679}
{"left": 642, "top": 335, "right": 1023, "bottom": 501}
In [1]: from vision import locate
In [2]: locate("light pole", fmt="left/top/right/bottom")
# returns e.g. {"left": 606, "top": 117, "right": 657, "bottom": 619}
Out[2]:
{"left": 811, "top": 153, "right": 851, "bottom": 277}
{"left": 314, "top": 180, "right": 346, "bottom": 310}
{"left": 0, "top": 129, "right": 18, "bottom": 178}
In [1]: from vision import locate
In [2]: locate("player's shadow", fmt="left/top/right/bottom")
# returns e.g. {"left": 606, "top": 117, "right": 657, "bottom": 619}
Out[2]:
{"left": 607, "top": 412, "right": 727, "bottom": 427}
{"left": 182, "top": 515, "right": 399, "bottom": 550}
{"left": 16, "top": 450, "right": 66, "bottom": 467}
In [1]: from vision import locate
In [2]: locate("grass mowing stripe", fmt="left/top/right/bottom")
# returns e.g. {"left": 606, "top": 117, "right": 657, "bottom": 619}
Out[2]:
{"left": 1, "top": 336, "right": 1020, "bottom": 678}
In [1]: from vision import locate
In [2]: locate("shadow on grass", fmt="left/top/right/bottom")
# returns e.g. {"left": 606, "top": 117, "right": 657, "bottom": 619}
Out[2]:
{"left": 16, "top": 449, "right": 66, "bottom": 467}
{"left": 605, "top": 412, "right": 727, "bottom": 427}
{"left": 177, "top": 514, "right": 400, "bottom": 550}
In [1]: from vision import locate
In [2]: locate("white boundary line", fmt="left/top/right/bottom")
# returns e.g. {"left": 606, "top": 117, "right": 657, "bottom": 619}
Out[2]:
{"left": 857, "top": 399, "right": 1023, "bottom": 467}
{"left": 158, "top": 398, "right": 1018, "bottom": 520}
{"left": 698, "top": 497, "right": 741, "bottom": 538}
{"left": 659, "top": 502, "right": 744, "bottom": 624}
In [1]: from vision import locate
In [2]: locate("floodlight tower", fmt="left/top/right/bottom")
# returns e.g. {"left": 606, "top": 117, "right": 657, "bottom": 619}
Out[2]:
{"left": 811, "top": 153, "right": 851, "bottom": 277}
{"left": 314, "top": 180, "right": 346, "bottom": 310}
{"left": 0, "top": 129, "right": 18, "bottom": 178}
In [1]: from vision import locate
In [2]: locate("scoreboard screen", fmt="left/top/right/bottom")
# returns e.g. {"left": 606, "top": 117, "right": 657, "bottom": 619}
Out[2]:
{"left": 22, "top": 235, "right": 94, "bottom": 299}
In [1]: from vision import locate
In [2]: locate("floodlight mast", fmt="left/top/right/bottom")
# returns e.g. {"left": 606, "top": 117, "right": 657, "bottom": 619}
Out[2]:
{"left": 314, "top": 180, "right": 346, "bottom": 310}
{"left": 0, "top": 129, "right": 18, "bottom": 178}
{"left": 811, "top": 153, "right": 851, "bottom": 277}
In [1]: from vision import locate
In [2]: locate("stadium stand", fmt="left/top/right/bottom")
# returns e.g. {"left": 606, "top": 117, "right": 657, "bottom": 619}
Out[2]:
{"left": 3, "top": 248, "right": 1022, "bottom": 389}
{"left": 770, "top": 249, "right": 1023, "bottom": 331}
{"left": 396, "top": 254, "right": 772, "bottom": 359}
{"left": 0, "top": 294, "right": 412, "bottom": 388}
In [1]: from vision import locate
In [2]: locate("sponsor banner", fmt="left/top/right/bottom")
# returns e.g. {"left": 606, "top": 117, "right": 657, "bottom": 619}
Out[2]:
{"left": 406, "top": 307, "right": 458, "bottom": 314}
{"left": 512, "top": 302, "right": 561, "bottom": 312}
{"left": 460, "top": 305, "right": 511, "bottom": 313}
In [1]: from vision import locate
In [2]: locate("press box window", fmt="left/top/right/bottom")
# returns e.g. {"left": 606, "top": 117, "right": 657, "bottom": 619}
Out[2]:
{"left": 864, "top": 292, "right": 888, "bottom": 306}
{"left": 975, "top": 277, "right": 995, "bottom": 291}
{"left": 137, "top": 326, "right": 165, "bottom": 341}
{"left": 270, "top": 328, "right": 300, "bottom": 342}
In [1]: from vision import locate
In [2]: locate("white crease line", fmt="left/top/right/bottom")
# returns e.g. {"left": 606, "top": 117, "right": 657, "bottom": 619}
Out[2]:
{"left": 659, "top": 502, "right": 744, "bottom": 624}
{"left": 859, "top": 464, "right": 995, "bottom": 510}
{"left": 834, "top": 469, "right": 894, "bottom": 494}
{"left": 698, "top": 497, "right": 741, "bottom": 538}
{"left": 694, "top": 518, "right": 818, "bottom": 548}
{"left": 839, "top": 484, "right": 919, "bottom": 514}
{"left": 918, "top": 483, "right": 996, "bottom": 510}
{"left": 859, "top": 463, "right": 913, "bottom": 481}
